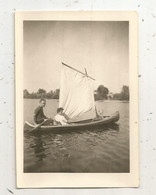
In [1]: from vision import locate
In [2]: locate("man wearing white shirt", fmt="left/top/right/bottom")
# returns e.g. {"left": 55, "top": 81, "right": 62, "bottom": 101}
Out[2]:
{"left": 54, "top": 107, "right": 69, "bottom": 125}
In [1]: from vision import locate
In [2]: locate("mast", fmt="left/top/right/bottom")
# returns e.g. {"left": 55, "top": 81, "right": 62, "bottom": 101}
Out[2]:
{"left": 84, "top": 68, "right": 99, "bottom": 118}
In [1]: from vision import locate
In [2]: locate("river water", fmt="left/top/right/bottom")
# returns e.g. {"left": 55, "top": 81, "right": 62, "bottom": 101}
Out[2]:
{"left": 24, "top": 99, "right": 129, "bottom": 173}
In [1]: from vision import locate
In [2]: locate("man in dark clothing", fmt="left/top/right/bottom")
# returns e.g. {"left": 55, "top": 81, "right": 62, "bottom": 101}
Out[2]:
{"left": 33, "top": 99, "right": 53, "bottom": 125}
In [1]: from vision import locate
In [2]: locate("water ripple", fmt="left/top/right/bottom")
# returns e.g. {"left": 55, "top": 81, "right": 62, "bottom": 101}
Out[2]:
{"left": 24, "top": 100, "right": 129, "bottom": 173}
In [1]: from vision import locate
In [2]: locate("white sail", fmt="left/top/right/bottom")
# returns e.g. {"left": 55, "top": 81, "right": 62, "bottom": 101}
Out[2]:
{"left": 59, "top": 64, "right": 96, "bottom": 119}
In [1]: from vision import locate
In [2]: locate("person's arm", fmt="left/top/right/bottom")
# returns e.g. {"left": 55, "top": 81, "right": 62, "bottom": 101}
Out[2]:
{"left": 43, "top": 114, "right": 48, "bottom": 119}
{"left": 33, "top": 107, "right": 40, "bottom": 125}
{"left": 62, "top": 116, "right": 68, "bottom": 124}
{"left": 42, "top": 109, "right": 47, "bottom": 119}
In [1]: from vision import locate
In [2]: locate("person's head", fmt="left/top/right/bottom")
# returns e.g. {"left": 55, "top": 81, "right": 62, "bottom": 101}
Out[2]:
{"left": 57, "top": 107, "right": 64, "bottom": 115}
{"left": 39, "top": 99, "right": 46, "bottom": 107}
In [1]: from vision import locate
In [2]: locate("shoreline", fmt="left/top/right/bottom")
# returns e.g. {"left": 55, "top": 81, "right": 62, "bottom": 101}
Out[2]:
{"left": 23, "top": 98, "right": 129, "bottom": 103}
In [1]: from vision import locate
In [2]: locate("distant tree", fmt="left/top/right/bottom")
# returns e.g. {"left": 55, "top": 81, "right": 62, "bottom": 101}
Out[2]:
{"left": 121, "top": 85, "right": 129, "bottom": 100}
{"left": 96, "top": 85, "right": 109, "bottom": 100}
{"left": 23, "top": 89, "right": 30, "bottom": 98}
{"left": 108, "top": 92, "right": 114, "bottom": 100}
{"left": 113, "top": 93, "right": 121, "bottom": 100}
{"left": 53, "top": 89, "right": 60, "bottom": 99}
{"left": 49, "top": 90, "right": 54, "bottom": 95}
{"left": 47, "top": 90, "right": 54, "bottom": 99}
{"left": 113, "top": 85, "right": 129, "bottom": 101}
{"left": 31, "top": 92, "right": 38, "bottom": 99}
{"left": 37, "top": 88, "right": 46, "bottom": 94}
{"left": 35, "top": 88, "right": 46, "bottom": 98}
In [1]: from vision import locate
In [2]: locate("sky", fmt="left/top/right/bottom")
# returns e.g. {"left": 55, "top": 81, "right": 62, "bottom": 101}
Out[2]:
{"left": 24, "top": 21, "right": 129, "bottom": 93}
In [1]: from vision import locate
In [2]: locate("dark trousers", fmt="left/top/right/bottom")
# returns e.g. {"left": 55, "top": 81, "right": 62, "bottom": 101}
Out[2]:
{"left": 37, "top": 118, "right": 53, "bottom": 125}
{"left": 43, "top": 118, "right": 53, "bottom": 125}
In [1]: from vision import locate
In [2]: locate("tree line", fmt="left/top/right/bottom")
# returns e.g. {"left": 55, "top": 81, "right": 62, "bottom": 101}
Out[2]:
{"left": 23, "top": 85, "right": 129, "bottom": 101}
{"left": 23, "top": 88, "right": 60, "bottom": 99}
{"left": 112, "top": 85, "right": 129, "bottom": 101}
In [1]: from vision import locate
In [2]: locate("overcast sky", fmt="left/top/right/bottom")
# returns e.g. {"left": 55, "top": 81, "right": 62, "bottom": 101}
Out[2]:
{"left": 24, "top": 21, "right": 129, "bottom": 93}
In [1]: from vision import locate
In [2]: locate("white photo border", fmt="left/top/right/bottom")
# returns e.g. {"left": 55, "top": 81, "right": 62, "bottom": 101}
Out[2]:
{"left": 15, "top": 11, "right": 139, "bottom": 188}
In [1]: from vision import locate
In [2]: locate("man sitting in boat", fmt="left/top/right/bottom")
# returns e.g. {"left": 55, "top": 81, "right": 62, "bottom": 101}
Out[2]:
{"left": 54, "top": 107, "right": 69, "bottom": 125}
{"left": 33, "top": 99, "right": 53, "bottom": 125}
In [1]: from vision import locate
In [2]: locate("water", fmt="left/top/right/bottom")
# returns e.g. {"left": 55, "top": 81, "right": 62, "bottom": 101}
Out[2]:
{"left": 24, "top": 99, "right": 129, "bottom": 173}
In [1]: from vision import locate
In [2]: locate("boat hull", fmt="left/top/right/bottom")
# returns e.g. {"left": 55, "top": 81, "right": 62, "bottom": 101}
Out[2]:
{"left": 24, "top": 111, "right": 120, "bottom": 133}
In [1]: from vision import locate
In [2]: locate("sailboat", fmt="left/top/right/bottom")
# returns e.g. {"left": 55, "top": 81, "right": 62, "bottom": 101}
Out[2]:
{"left": 24, "top": 62, "right": 119, "bottom": 132}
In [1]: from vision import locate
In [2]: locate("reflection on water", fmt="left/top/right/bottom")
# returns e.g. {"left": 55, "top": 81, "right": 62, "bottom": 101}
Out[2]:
{"left": 24, "top": 100, "right": 129, "bottom": 173}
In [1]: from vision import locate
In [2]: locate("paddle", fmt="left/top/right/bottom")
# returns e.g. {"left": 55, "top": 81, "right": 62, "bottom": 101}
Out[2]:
{"left": 31, "top": 119, "right": 48, "bottom": 132}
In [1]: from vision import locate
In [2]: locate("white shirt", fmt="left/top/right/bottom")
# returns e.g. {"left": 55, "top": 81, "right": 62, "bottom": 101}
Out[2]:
{"left": 54, "top": 114, "right": 68, "bottom": 125}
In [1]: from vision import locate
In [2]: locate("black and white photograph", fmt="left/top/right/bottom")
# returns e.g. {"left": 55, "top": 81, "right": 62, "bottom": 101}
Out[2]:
{"left": 15, "top": 11, "right": 138, "bottom": 188}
